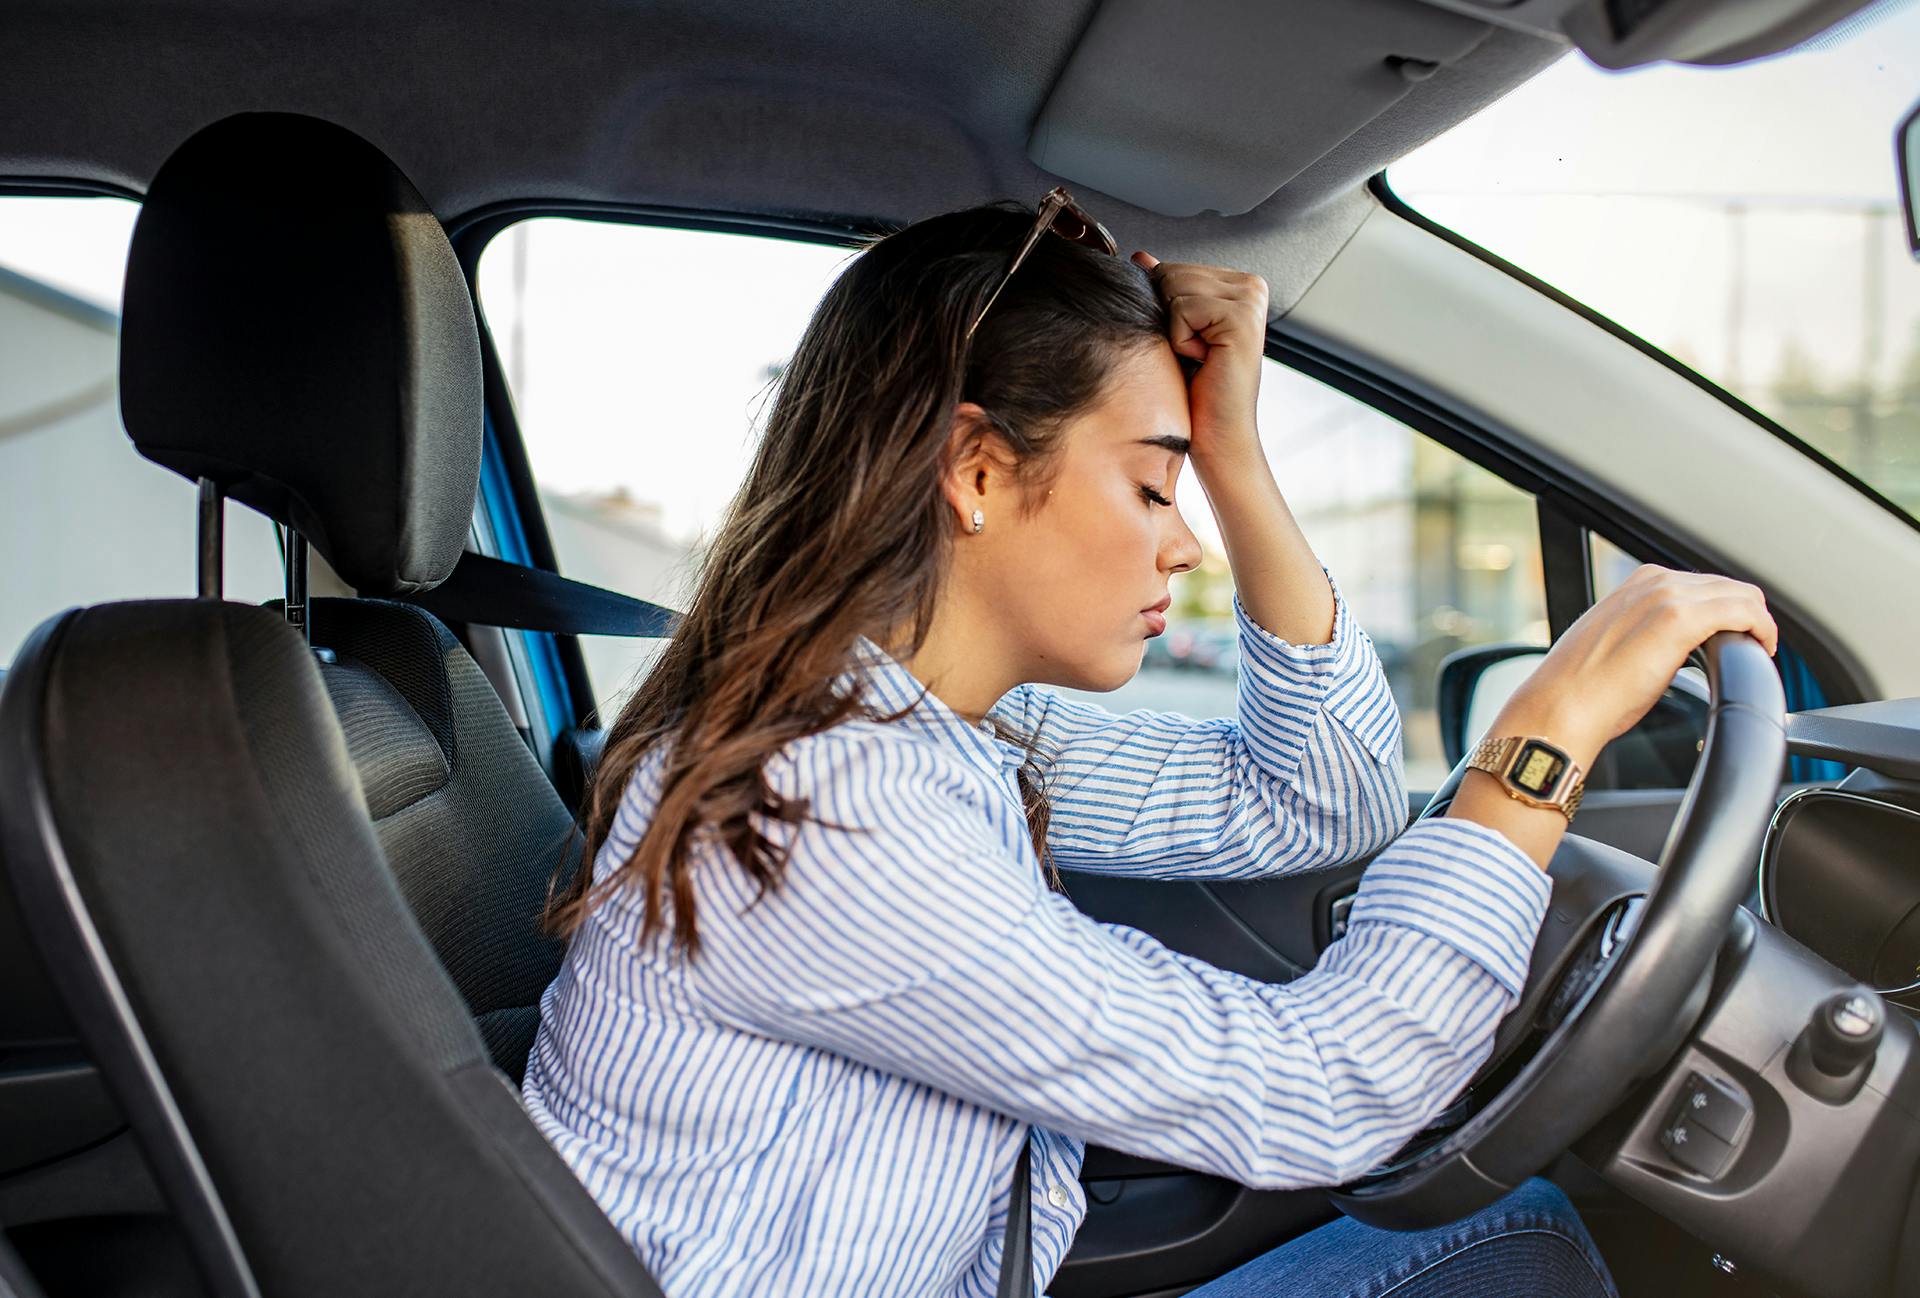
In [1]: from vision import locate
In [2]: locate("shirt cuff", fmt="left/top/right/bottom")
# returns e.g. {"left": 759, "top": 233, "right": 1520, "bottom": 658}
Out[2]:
{"left": 1233, "top": 573, "right": 1398, "bottom": 766}
{"left": 1232, "top": 575, "right": 1362, "bottom": 673}
{"left": 1343, "top": 817, "right": 1553, "bottom": 997}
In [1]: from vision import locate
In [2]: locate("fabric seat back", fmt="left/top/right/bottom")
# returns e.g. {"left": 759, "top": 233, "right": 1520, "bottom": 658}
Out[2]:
{"left": 307, "top": 596, "right": 576, "bottom": 1080}
{"left": 0, "top": 601, "right": 656, "bottom": 1297}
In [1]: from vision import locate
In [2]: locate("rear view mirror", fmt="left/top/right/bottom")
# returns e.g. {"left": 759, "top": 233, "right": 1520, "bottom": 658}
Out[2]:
{"left": 1437, "top": 643, "right": 1709, "bottom": 791}
{"left": 1558, "top": 0, "right": 1888, "bottom": 71}
{"left": 1900, "top": 98, "right": 1920, "bottom": 260}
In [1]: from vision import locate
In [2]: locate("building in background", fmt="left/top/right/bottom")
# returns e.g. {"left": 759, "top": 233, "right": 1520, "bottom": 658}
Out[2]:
{"left": 0, "top": 266, "right": 283, "bottom": 656}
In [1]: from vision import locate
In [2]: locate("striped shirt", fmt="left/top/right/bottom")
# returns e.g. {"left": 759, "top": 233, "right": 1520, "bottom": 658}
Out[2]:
{"left": 522, "top": 585, "right": 1552, "bottom": 1298}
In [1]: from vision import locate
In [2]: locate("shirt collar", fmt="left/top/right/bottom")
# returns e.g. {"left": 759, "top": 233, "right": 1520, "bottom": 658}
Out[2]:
{"left": 840, "top": 636, "right": 1028, "bottom": 773}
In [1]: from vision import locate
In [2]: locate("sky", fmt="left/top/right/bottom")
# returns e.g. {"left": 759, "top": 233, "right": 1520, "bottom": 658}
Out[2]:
{"left": 1398, "top": 5, "right": 1918, "bottom": 204}
{"left": 2, "top": 2, "right": 1916, "bottom": 537}
{"left": 1391, "top": 3, "right": 1920, "bottom": 400}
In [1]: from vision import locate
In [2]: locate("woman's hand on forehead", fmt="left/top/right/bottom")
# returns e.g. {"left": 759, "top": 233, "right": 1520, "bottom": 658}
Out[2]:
{"left": 1128, "top": 252, "right": 1337, "bottom": 647}
{"left": 1130, "top": 251, "right": 1269, "bottom": 473}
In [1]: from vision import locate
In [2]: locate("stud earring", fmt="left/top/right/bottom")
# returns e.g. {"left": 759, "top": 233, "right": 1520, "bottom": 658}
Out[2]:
{"left": 971, "top": 509, "right": 985, "bottom": 534}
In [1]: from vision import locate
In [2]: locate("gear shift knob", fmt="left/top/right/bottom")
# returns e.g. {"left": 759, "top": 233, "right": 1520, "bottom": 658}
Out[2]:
{"left": 1790, "top": 986, "right": 1884, "bottom": 1103}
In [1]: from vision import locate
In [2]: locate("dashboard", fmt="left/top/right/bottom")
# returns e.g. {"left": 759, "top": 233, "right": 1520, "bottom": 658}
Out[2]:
{"left": 1766, "top": 699, "right": 1920, "bottom": 1014}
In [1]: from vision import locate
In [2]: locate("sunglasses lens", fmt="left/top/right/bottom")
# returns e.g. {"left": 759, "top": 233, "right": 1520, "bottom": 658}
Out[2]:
{"left": 1059, "top": 205, "right": 1116, "bottom": 255}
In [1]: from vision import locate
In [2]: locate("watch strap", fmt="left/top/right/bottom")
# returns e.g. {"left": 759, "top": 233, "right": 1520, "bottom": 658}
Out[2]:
{"left": 1466, "top": 735, "right": 1586, "bottom": 821}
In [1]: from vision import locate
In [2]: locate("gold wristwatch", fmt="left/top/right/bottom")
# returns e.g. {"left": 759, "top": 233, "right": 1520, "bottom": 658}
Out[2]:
{"left": 1466, "top": 735, "right": 1586, "bottom": 822}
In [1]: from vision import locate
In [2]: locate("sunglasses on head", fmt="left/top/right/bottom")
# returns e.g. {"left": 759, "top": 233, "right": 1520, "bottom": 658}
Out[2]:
{"left": 966, "top": 186, "right": 1119, "bottom": 340}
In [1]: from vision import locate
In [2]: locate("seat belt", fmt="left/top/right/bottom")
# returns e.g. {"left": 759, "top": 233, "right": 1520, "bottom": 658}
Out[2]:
{"left": 996, "top": 1140, "right": 1034, "bottom": 1298}
{"left": 403, "top": 551, "right": 680, "bottom": 637}
{"left": 418, "top": 550, "right": 1040, "bottom": 1298}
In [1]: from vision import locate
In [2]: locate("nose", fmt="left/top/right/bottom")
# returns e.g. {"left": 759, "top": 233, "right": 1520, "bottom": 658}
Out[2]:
{"left": 1161, "top": 504, "right": 1203, "bottom": 575}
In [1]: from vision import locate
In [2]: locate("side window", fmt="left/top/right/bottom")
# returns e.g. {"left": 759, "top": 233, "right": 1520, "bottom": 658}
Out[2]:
{"left": 1589, "top": 531, "right": 1642, "bottom": 601}
{"left": 477, "top": 219, "right": 851, "bottom": 720}
{"left": 478, "top": 217, "right": 1547, "bottom": 786}
{"left": 0, "top": 194, "right": 282, "bottom": 666}
{"left": 1591, "top": 529, "right": 1841, "bottom": 786}
{"left": 1076, "top": 361, "right": 1547, "bottom": 791}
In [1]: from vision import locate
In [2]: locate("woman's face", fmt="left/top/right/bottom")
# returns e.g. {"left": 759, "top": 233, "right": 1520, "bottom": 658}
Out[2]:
{"left": 955, "top": 340, "right": 1205, "bottom": 694}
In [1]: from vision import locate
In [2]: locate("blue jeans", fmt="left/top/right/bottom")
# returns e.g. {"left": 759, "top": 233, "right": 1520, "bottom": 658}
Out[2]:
{"left": 1185, "top": 1179, "right": 1618, "bottom": 1298}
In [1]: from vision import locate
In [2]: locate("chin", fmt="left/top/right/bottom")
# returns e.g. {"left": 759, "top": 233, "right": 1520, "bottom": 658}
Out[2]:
{"left": 1054, "top": 644, "right": 1146, "bottom": 694}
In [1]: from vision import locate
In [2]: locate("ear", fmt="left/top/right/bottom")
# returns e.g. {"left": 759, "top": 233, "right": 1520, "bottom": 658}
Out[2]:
{"left": 941, "top": 402, "right": 1017, "bottom": 531}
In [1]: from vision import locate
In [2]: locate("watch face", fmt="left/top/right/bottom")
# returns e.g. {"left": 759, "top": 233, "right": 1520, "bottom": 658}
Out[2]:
{"left": 1511, "top": 741, "right": 1569, "bottom": 797}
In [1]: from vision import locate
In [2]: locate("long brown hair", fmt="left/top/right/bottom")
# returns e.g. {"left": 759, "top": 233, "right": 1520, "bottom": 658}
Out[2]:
{"left": 547, "top": 203, "right": 1168, "bottom": 951}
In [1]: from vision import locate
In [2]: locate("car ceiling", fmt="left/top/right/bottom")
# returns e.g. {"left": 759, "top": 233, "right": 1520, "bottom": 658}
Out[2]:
{"left": 0, "top": 0, "right": 1566, "bottom": 307}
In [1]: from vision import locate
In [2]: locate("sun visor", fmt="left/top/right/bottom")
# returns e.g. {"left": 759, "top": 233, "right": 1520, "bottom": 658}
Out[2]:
{"left": 1028, "top": 0, "right": 1493, "bottom": 218}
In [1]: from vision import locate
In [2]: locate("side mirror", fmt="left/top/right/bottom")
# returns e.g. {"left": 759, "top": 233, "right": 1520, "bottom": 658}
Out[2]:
{"left": 1900, "top": 98, "right": 1920, "bottom": 261}
{"left": 1437, "top": 643, "right": 1710, "bottom": 790}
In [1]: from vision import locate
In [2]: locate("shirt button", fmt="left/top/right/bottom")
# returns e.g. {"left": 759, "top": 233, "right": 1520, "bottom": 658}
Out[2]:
{"left": 1047, "top": 1183, "right": 1070, "bottom": 1209}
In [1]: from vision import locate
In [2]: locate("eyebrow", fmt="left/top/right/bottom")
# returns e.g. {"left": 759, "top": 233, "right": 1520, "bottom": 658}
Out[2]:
{"left": 1137, "top": 434, "right": 1191, "bottom": 455}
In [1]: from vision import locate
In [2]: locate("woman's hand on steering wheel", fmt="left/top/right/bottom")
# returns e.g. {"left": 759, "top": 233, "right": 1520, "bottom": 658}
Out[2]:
{"left": 1501, "top": 565, "right": 1778, "bottom": 770}
{"left": 1457, "top": 565, "right": 1777, "bottom": 867}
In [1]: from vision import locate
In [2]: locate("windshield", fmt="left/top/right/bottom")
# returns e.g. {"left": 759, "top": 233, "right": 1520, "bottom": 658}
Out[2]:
{"left": 1390, "top": 5, "right": 1920, "bottom": 521}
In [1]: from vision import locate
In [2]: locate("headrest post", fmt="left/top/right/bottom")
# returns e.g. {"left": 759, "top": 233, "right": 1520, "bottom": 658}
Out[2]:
{"left": 284, "top": 528, "right": 310, "bottom": 644}
{"left": 196, "top": 477, "right": 225, "bottom": 600}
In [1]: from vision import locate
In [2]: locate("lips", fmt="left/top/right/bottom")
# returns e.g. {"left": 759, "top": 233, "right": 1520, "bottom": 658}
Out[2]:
{"left": 1142, "top": 595, "right": 1170, "bottom": 637}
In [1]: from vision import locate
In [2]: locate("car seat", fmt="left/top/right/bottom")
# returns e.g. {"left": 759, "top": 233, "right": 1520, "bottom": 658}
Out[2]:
{"left": 0, "top": 113, "right": 662, "bottom": 1298}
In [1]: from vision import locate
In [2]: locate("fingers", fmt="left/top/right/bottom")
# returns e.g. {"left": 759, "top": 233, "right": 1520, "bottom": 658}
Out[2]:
{"left": 1133, "top": 252, "right": 1268, "bottom": 366}
{"left": 1691, "top": 590, "right": 1779, "bottom": 656}
{"left": 1628, "top": 565, "right": 1778, "bottom": 657}
{"left": 1162, "top": 294, "right": 1242, "bottom": 361}
{"left": 1130, "top": 252, "right": 1267, "bottom": 302}
{"left": 1137, "top": 259, "right": 1267, "bottom": 301}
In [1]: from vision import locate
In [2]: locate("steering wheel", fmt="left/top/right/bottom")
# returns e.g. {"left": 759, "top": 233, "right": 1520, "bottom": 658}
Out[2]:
{"left": 1328, "top": 631, "right": 1786, "bottom": 1229}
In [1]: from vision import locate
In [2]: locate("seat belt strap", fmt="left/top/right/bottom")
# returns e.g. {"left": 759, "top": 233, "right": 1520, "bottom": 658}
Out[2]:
{"left": 403, "top": 551, "right": 679, "bottom": 638}
{"left": 996, "top": 1139, "right": 1034, "bottom": 1298}
{"left": 416, "top": 552, "right": 1037, "bottom": 1297}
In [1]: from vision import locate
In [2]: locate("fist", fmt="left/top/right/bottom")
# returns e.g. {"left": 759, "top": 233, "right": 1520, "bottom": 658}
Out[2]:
{"left": 1131, "top": 251, "right": 1269, "bottom": 465}
{"left": 1500, "top": 565, "right": 1778, "bottom": 767}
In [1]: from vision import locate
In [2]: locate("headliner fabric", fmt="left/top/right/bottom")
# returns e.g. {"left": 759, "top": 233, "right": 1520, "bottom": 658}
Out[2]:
{"left": 119, "top": 112, "right": 483, "bottom": 595}
{"left": 0, "top": 1, "right": 1564, "bottom": 315}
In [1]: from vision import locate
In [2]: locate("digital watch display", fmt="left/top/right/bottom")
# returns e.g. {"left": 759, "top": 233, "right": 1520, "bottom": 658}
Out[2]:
{"left": 1512, "top": 741, "right": 1569, "bottom": 796}
{"left": 1466, "top": 735, "right": 1586, "bottom": 821}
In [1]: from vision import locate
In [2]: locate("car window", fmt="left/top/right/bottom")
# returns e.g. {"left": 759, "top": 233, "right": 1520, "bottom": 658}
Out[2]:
{"left": 479, "top": 218, "right": 1547, "bottom": 786}
{"left": 1065, "top": 366, "right": 1547, "bottom": 790}
{"left": 1390, "top": 7, "right": 1920, "bottom": 522}
{"left": 476, "top": 220, "right": 853, "bottom": 720}
{"left": 1589, "top": 532, "right": 1641, "bottom": 604}
{"left": 0, "top": 195, "right": 283, "bottom": 667}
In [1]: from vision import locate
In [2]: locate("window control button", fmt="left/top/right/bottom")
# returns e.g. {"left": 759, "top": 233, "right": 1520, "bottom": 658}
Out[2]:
{"left": 1676, "top": 1071, "right": 1749, "bottom": 1144}
{"left": 1661, "top": 1114, "right": 1736, "bottom": 1180}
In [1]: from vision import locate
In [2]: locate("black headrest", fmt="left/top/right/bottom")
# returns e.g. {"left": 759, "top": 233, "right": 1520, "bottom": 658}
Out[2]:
{"left": 120, "top": 113, "right": 482, "bottom": 596}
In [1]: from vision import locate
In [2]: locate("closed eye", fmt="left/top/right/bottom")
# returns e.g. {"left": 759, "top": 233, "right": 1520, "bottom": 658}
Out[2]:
{"left": 1139, "top": 484, "right": 1172, "bottom": 507}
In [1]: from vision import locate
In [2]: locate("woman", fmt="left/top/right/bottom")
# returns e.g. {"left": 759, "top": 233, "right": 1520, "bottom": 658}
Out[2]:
{"left": 523, "top": 193, "right": 1776, "bottom": 1297}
